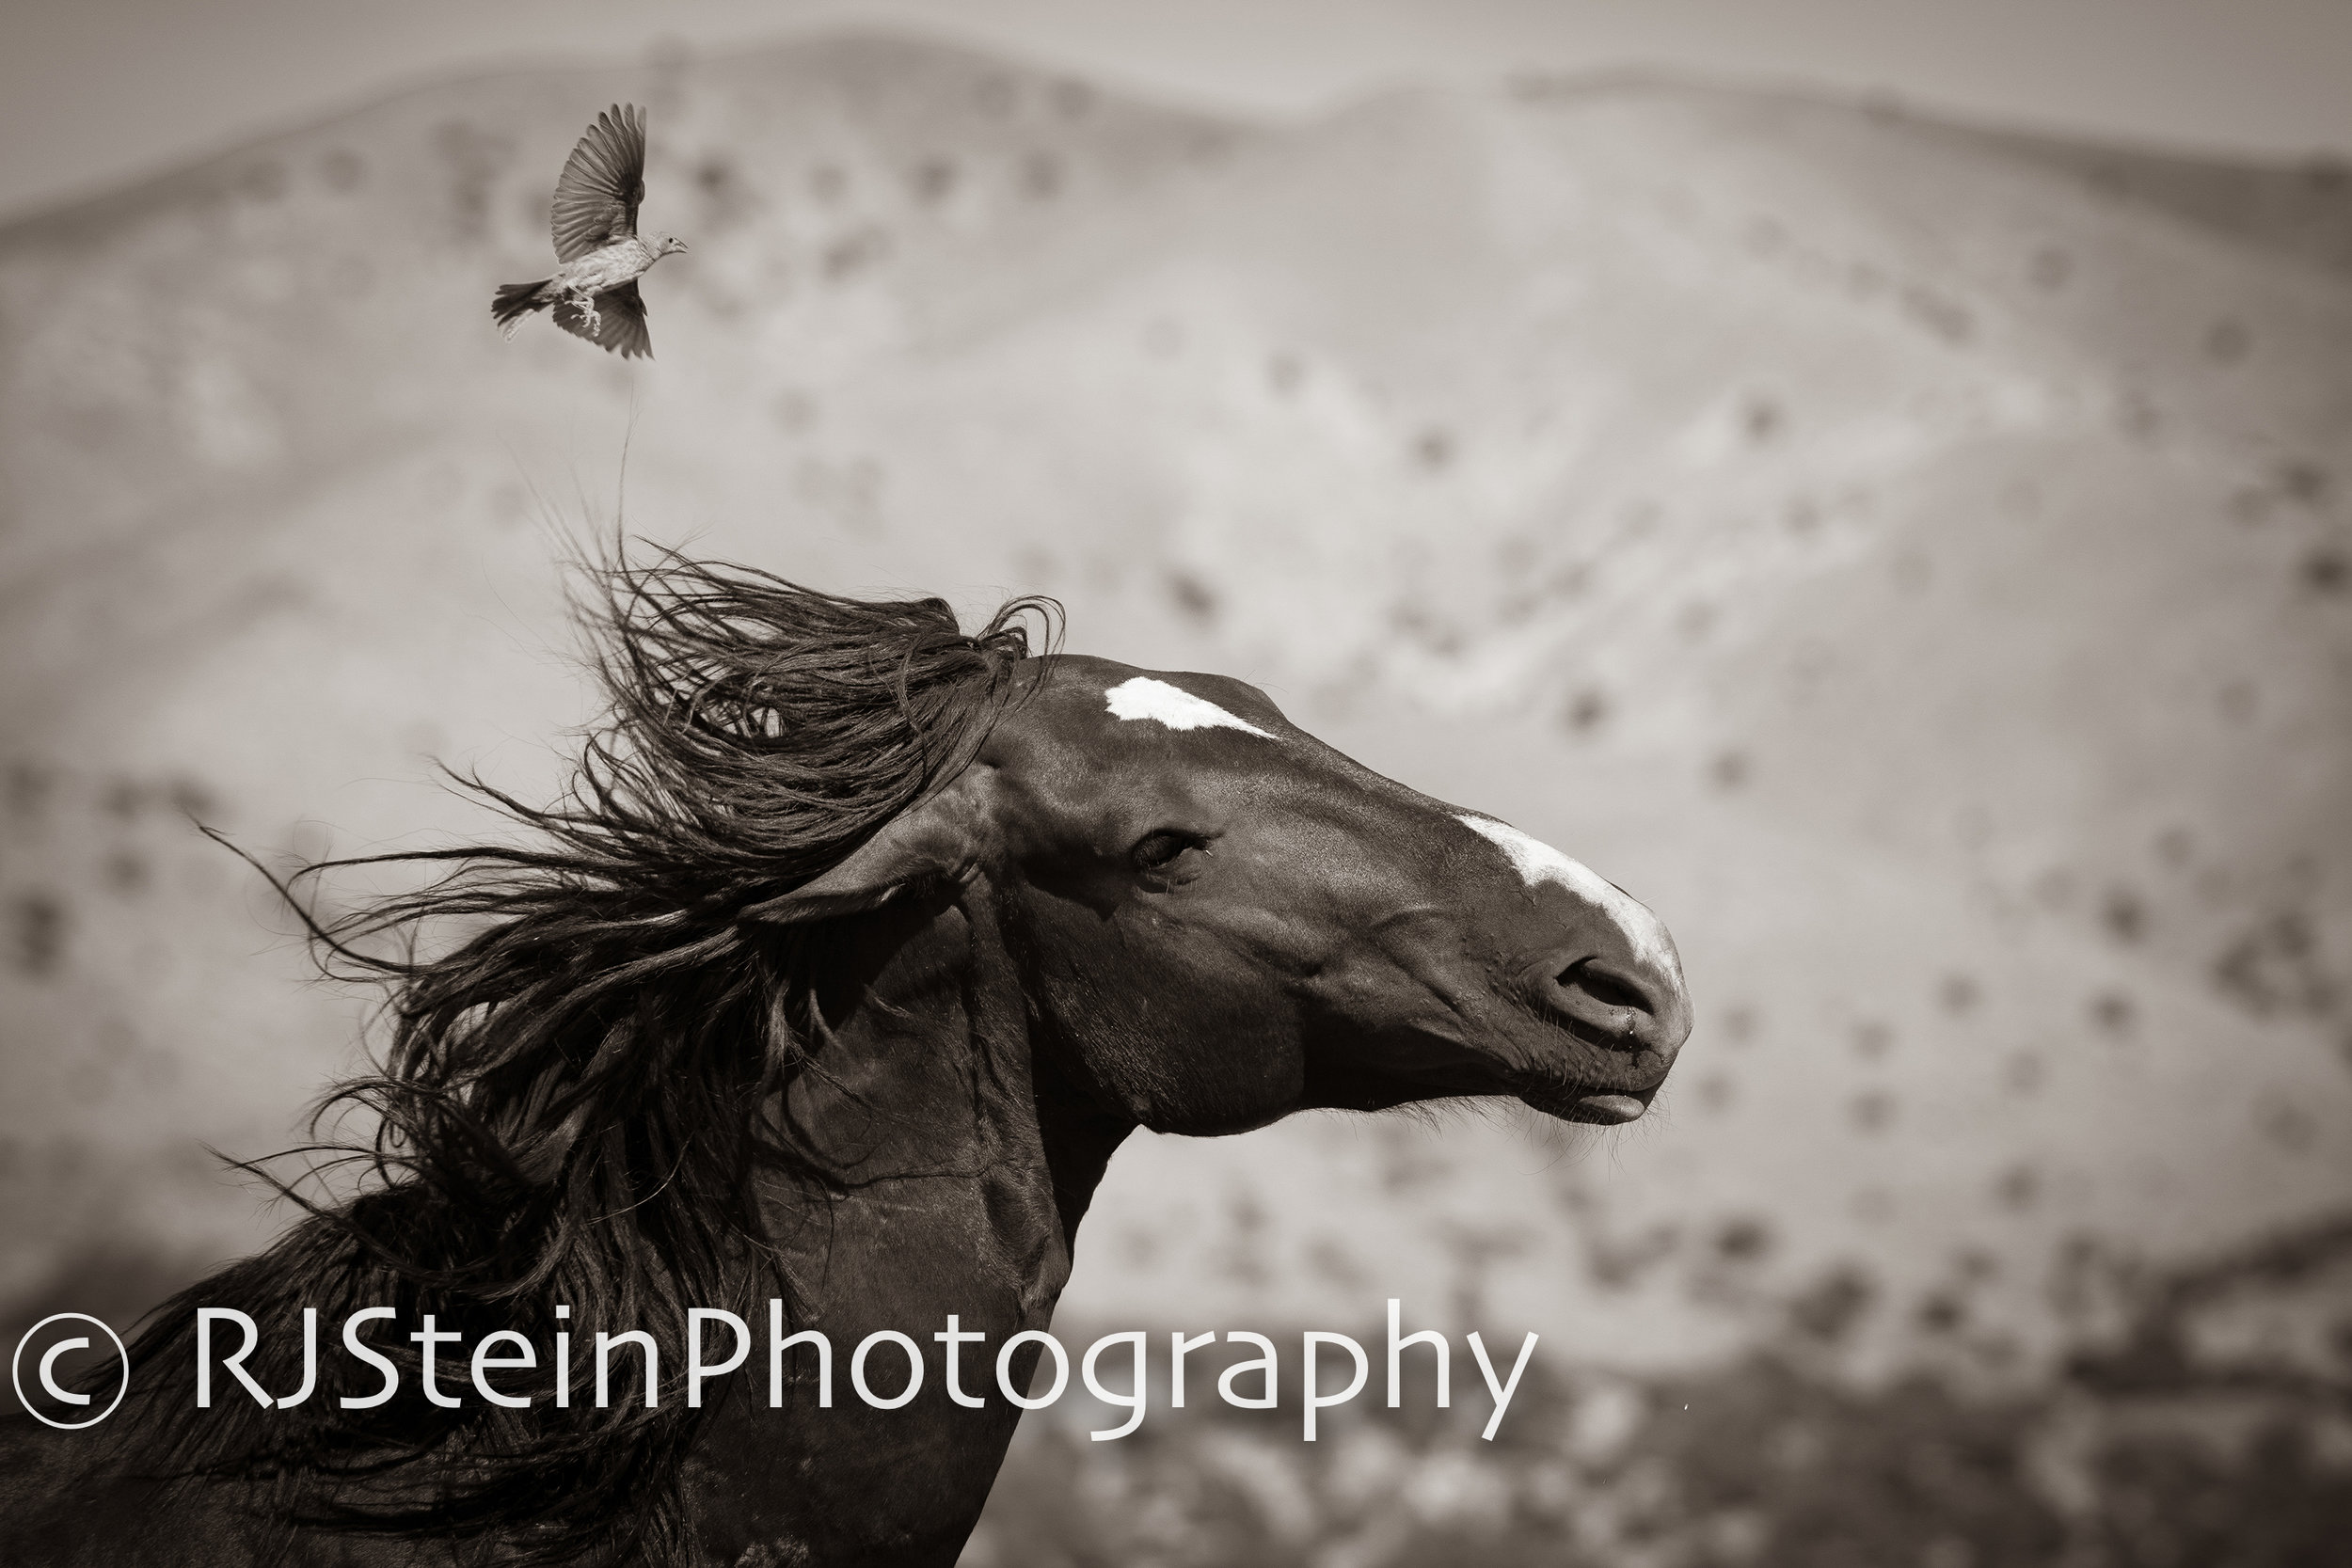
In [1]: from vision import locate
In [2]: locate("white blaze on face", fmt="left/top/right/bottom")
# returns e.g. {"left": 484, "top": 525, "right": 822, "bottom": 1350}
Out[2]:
{"left": 1104, "top": 676, "right": 1275, "bottom": 738}
{"left": 1454, "top": 814, "right": 1679, "bottom": 975}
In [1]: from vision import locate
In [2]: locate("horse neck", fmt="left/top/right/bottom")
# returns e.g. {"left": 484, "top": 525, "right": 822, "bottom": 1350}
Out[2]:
{"left": 681, "top": 885, "right": 1134, "bottom": 1562}
{"left": 756, "top": 880, "right": 1134, "bottom": 1340}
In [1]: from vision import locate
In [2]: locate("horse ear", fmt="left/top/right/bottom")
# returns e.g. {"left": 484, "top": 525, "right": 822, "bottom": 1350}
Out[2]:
{"left": 738, "top": 770, "right": 993, "bottom": 926}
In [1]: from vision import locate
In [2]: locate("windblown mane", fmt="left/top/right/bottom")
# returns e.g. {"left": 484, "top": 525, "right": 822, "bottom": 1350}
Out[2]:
{"left": 105, "top": 552, "right": 1055, "bottom": 1565}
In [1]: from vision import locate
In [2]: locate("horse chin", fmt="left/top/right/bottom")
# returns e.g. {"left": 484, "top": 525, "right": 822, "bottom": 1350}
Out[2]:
{"left": 1517, "top": 1085, "right": 1655, "bottom": 1125}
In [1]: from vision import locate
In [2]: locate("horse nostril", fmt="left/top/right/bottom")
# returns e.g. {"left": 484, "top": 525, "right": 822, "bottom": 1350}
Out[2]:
{"left": 1559, "top": 959, "right": 1655, "bottom": 1017}
{"left": 1537, "top": 956, "right": 1686, "bottom": 1056}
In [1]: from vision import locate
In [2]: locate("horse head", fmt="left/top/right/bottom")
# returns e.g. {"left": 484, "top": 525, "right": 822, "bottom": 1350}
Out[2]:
{"left": 745, "top": 653, "right": 1690, "bottom": 1136}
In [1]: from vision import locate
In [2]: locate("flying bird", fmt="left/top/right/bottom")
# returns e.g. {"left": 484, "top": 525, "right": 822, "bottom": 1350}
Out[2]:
{"left": 492, "top": 104, "right": 686, "bottom": 358}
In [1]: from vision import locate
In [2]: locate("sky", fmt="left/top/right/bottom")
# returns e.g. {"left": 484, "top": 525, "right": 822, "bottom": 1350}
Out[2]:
{"left": 3, "top": 0, "right": 2351, "bottom": 222}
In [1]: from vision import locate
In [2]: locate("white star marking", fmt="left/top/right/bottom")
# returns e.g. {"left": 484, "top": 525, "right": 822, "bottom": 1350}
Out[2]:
{"left": 1104, "top": 677, "right": 1275, "bottom": 738}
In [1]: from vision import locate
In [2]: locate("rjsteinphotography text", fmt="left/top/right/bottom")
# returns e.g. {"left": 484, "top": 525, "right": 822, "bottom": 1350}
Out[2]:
{"left": 22, "top": 1300, "right": 1539, "bottom": 1443}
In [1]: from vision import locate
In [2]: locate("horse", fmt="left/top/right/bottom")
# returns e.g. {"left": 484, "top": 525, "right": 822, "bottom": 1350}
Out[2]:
{"left": 0, "top": 554, "right": 1691, "bottom": 1566}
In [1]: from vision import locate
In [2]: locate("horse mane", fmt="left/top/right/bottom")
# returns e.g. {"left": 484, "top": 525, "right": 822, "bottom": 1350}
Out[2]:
{"left": 104, "top": 550, "right": 1057, "bottom": 1565}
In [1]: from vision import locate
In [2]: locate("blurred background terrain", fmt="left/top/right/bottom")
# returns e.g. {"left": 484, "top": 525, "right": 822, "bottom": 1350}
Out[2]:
{"left": 0, "top": 16, "right": 2348, "bottom": 1565}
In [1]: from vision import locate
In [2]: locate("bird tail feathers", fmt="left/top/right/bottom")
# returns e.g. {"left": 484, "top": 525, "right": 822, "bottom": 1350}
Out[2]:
{"left": 492, "top": 280, "right": 551, "bottom": 338}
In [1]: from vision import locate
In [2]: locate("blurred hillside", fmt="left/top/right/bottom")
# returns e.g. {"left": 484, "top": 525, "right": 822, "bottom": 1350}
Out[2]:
{"left": 0, "top": 29, "right": 2347, "bottom": 1558}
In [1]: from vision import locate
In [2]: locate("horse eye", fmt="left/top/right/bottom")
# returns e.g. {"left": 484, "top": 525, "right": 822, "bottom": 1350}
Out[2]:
{"left": 1130, "top": 830, "right": 1200, "bottom": 872}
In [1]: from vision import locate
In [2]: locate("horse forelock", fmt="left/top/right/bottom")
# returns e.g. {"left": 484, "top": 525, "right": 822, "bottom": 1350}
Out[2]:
{"left": 105, "top": 553, "right": 1062, "bottom": 1566}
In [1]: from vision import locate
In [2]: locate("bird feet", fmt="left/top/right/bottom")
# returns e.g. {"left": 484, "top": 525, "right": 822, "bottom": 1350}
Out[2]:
{"left": 564, "top": 291, "right": 601, "bottom": 336}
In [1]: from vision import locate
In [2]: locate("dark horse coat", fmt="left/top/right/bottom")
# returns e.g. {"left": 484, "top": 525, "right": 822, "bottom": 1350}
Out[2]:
{"left": 0, "top": 556, "right": 1690, "bottom": 1565}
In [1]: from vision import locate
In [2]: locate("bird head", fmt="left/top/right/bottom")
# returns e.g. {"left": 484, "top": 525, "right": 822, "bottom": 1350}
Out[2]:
{"left": 654, "top": 235, "right": 690, "bottom": 257}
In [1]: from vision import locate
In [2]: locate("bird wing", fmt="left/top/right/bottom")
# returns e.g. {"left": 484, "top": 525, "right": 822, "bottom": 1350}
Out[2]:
{"left": 550, "top": 104, "right": 645, "bottom": 262}
{"left": 553, "top": 281, "right": 653, "bottom": 359}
